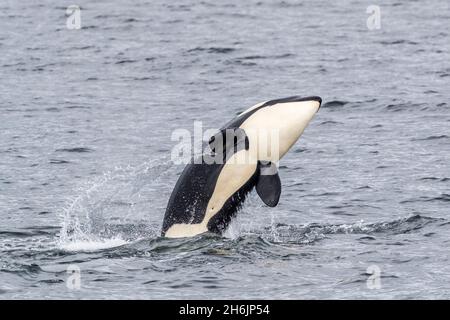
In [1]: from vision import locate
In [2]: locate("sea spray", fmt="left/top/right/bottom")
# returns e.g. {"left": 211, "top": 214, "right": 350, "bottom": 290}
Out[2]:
{"left": 57, "top": 156, "right": 173, "bottom": 251}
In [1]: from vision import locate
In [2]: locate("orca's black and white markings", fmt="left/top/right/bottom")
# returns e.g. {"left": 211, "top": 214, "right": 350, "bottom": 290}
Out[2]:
{"left": 162, "top": 96, "right": 322, "bottom": 238}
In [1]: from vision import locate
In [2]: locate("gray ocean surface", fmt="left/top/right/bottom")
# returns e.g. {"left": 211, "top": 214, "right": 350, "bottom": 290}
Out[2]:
{"left": 1, "top": 0, "right": 449, "bottom": 299}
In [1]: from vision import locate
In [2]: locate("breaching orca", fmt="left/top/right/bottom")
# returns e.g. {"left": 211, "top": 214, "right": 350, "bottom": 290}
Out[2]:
{"left": 162, "top": 96, "right": 321, "bottom": 238}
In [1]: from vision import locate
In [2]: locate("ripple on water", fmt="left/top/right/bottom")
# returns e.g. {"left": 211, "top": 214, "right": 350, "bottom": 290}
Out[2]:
{"left": 55, "top": 147, "right": 93, "bottom": 153}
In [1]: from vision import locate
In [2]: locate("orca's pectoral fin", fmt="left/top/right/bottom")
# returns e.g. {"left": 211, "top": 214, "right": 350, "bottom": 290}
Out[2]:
{"left": 256, "top": 161, "right": 281, "bottom": 207}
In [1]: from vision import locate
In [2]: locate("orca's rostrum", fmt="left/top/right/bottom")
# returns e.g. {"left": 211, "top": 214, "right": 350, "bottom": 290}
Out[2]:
{"left": 162, "top": 96, "right": 322, "bottom": 238}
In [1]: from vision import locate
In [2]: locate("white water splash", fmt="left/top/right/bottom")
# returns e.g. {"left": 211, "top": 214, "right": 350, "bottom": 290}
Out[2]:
{"left": 57, "top": 157, "right": 173, "bottom": 252}
{"left": 223, "top": 192, "right": 267, "bottom": 239}
{"left": 59, "top": 237, "right": 128, "bottom": 252}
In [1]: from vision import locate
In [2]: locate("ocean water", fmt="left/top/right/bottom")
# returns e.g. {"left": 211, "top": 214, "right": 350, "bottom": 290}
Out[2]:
{"left": 1, "top": 0, "right": 449, "bottom": 299}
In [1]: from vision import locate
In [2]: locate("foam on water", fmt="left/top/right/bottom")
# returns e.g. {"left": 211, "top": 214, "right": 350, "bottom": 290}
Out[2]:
{"left": 59, "top": 237, "right": 129, "bottom": 252}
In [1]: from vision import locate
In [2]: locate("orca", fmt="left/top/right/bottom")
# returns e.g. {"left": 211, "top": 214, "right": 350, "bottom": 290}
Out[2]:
{"left": 162, "top": 96, "right": 322, "bottom": 238}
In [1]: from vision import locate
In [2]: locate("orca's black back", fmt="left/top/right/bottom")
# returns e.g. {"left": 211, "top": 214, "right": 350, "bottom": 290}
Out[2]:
{"left": 161, "top": 161, "right": 224, "bottom": 235}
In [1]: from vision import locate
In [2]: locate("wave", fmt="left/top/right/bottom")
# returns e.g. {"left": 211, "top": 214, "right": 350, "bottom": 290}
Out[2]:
{"left": 59, "top": 237, "right": 129, "bottom": 252}
{"left": 104, "top": 215, "right": 443, "bottom": 256}
{"left": 226, "top": 214, "right": 441, "bottom": 246}
{"left": 56, "top": 147, "right": 93, "bottom": 153}
{"left": 384, "top": 102, "right": 427, "bottom": 112}
{"left": 412, "top": 135, "right": 449, "bottom": 141}
{"left": 1, "top": 213, "right": 445, "bottom": 281}
{"left": 321, "top": 100, "right": 348, "bottom": 108}
{"left": 379, "top": 40, "right": 418, "bottom": 45}
{"left": 400, "top": 194, "right": 450, "bottom": 203}
{"left": 187, "top": 47, "right": 236, "bottom": 54}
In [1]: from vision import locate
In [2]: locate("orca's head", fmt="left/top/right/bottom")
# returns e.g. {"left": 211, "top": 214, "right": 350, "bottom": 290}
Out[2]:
{"left": 236, "top": 96, "right": 321, "bottom": 163}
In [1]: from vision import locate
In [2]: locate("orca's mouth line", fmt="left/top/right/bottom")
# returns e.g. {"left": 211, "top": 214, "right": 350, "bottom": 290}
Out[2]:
{"left": 262, "top": 95, "right": 322, "bottom": 108}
